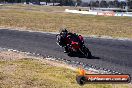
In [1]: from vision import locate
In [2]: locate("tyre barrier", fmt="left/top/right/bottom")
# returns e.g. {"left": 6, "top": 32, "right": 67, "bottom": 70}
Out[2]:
{"left": 65, "top": 9, "right": 132, "bottom": 17}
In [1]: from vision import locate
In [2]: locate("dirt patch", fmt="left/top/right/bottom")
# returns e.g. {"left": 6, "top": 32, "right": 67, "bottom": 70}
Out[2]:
{"left": 0, "top": 50, "right": 78, "bottom": 72}
{"left": 0, "top": 51, "right": 28, "bottom": 61}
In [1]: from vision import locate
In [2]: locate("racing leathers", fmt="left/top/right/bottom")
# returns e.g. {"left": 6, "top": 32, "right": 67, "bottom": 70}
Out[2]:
{"left": 59, "top": 32, "right": 84, "bottom": 53}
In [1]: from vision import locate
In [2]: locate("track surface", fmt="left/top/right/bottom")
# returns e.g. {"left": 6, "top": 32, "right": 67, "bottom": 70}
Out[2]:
{"left": 0, "top": 29, "right": 132, "bottom": 75}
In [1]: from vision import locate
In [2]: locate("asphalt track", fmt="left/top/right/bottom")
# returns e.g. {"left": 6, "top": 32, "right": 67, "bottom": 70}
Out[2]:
{"left": 0, "top": 29, "right": 132, "bottom": 76}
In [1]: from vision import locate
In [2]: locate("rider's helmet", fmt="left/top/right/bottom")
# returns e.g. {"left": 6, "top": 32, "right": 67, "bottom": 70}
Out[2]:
{"left": 61, "top": 28, "right": 68, "bottom": 38}
{"left": 61, "top": 28, "right": 68, "bottom": 33}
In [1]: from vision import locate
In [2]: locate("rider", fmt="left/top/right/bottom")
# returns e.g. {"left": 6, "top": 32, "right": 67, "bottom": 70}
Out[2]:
{"left": 59, "top": 28, "right": 84, "bottom": 53}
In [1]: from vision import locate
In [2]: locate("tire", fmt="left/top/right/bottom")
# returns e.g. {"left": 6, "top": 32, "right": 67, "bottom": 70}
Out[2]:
{"left": 81, "top": 46, "right": 92, "bottom": 58}
{"left": 56, "top": 34, "right": 64, "bottom": 47}
{"left": 76, "top": 76, "right": 86, "bottom": 85}
{"left": 56, "top": 34, "right": 61, "bottom": 43}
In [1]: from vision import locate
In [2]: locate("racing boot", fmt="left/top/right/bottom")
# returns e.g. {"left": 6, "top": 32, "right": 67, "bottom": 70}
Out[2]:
{"left": 64, "top": 46, "right": 69, "bottom": 53}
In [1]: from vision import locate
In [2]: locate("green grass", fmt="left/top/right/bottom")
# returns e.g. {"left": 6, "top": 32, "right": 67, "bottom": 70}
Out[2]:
{"left": 0, "top": 4, "right": 132, "bottom": 38}
{"left": 0, "top": 58, "right": 131, "bottom": 88}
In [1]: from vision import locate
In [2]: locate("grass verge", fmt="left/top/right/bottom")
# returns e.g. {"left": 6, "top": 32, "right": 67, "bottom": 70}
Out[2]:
{"left": 0, "top": 4, "right": 132, "bottom": 38}
{"left": 0, "top": 57, "right": 130, "bottom": 88}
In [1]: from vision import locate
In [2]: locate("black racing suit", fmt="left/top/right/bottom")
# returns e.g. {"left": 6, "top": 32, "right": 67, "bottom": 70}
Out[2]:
{"left": 59, "top": 32, "right": 84, "bottom": 52}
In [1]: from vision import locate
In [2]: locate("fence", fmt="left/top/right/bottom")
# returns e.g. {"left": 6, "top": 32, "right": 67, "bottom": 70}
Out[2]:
{"left": 65, "top": 9, "right": 132, "bottom": 17}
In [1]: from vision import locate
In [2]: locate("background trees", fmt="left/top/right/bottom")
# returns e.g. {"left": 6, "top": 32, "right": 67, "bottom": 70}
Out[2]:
{"left": 0, "top": 0, "right": 131, "bottom": 9}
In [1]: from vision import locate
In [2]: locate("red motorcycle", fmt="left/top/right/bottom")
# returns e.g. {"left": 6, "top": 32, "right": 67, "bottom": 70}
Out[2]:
{"left": 56, "top": 34, "right": 92, "bottom": 58}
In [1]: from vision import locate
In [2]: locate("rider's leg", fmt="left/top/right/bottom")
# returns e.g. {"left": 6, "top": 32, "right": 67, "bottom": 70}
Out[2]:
{"left": 64, "top": 46, "right": 69, "bottom": 53}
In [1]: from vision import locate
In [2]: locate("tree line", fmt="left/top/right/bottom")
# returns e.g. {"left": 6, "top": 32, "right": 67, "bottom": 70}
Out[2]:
{"left": 83, "top": 0, "right": 132, "bottom": 9}
{"left": 0, "top": 0, "right": 81, "bottom": 5}
{"left": 0, "top": 0, "right": 132, "bottom": 9}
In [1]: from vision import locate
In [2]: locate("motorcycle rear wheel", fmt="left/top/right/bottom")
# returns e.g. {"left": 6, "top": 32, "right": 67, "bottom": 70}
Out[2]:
{"left": 81, "top": 46, "right": 92, "bottom": 58}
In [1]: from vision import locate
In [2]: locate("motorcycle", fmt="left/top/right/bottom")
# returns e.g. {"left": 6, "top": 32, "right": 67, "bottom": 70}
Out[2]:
{"left": 56, "top": 34, "right": 92, "bottom": 58}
